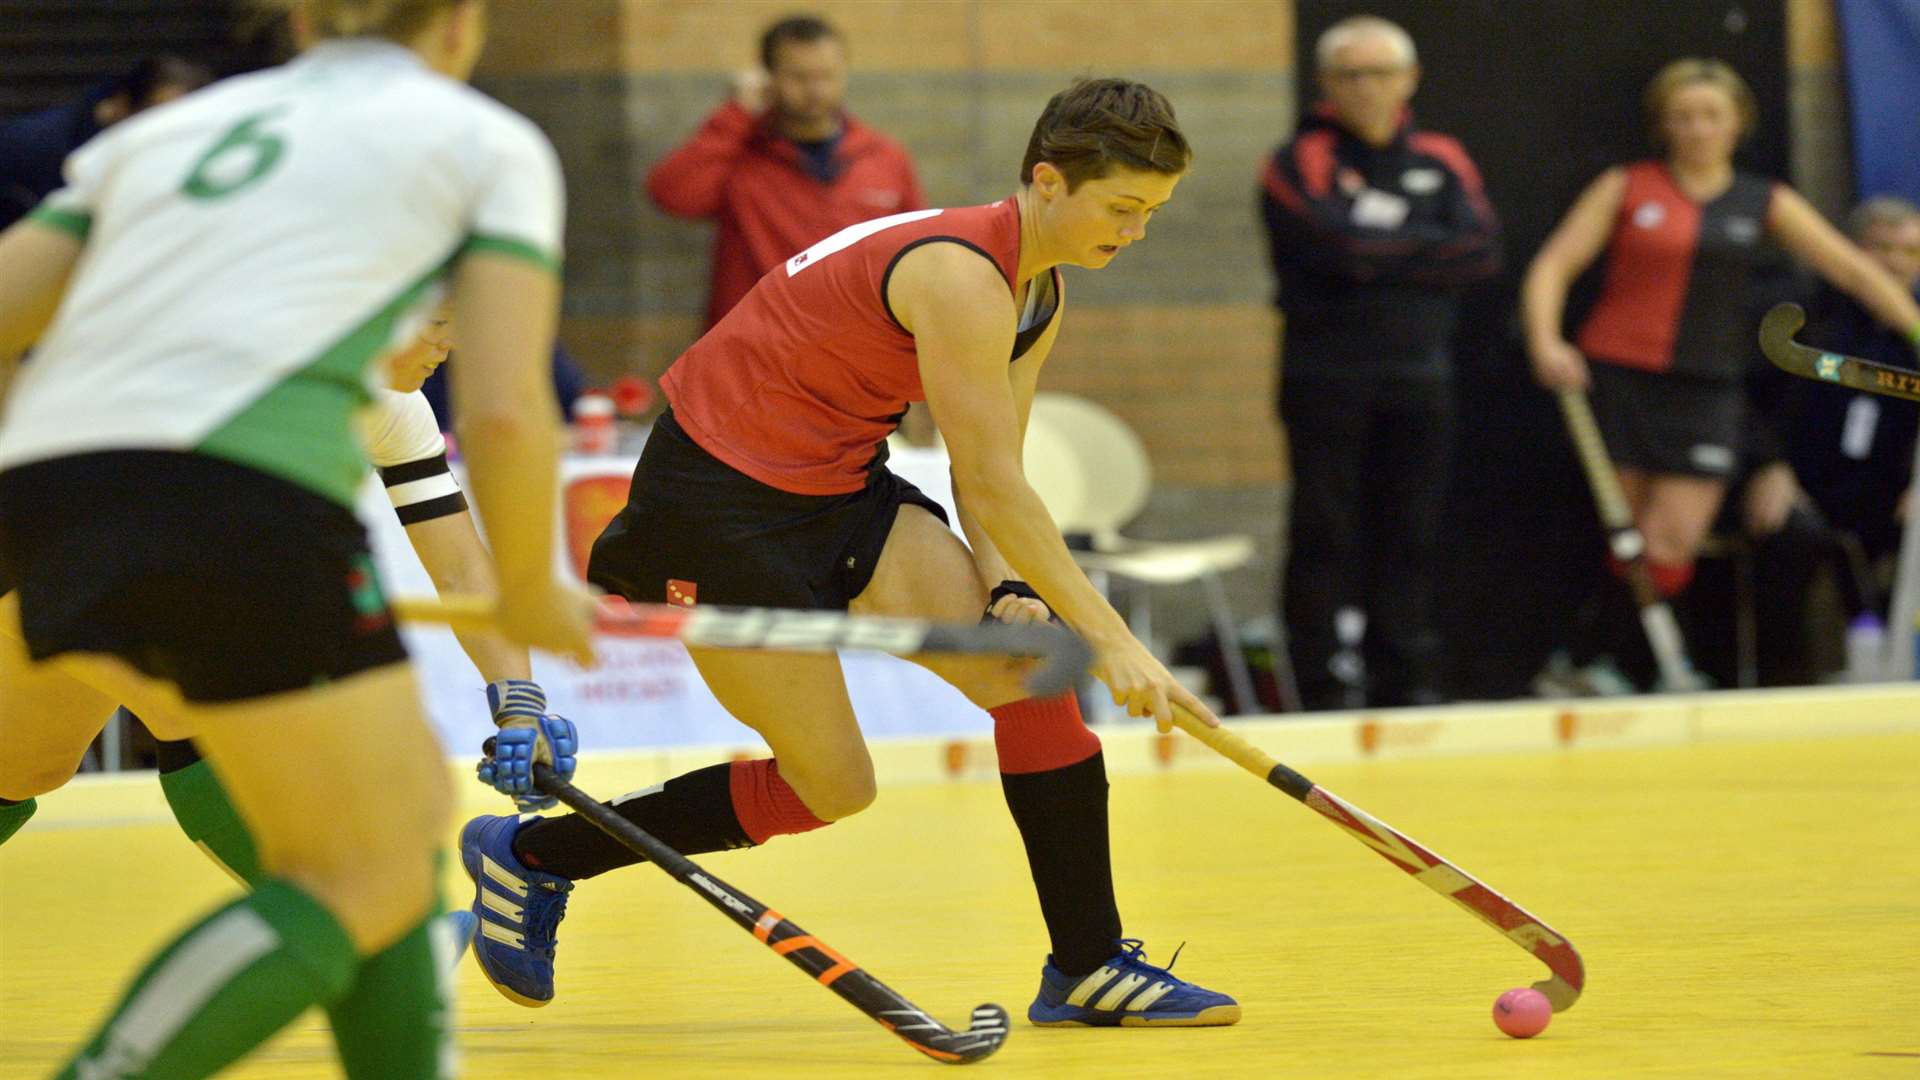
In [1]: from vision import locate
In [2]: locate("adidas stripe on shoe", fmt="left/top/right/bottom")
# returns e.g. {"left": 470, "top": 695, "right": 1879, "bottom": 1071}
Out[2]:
{"left": 459, "top": 813, "right": 574, "bottom": 1007}
{"left": 1028, "top": 939, "right": 1240, "bottom": 1027}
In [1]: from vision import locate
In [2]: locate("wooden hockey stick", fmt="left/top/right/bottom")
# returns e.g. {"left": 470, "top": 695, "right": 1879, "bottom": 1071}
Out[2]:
{"left": 1169, "top": 707, "right": 1586, "bottom": 1012}
{"left": 1556, "top": 388, "right": 1706, "bottom": 691}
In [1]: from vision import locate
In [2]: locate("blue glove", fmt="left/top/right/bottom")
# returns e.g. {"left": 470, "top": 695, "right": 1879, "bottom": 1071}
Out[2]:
{"left": 476, "top": 680, "right": 578, "bottom": 812}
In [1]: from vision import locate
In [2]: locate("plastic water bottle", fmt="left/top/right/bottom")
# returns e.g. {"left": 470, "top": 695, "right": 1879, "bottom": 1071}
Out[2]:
{"left": 571, "top": 392, "right": 616, "bottom": 455}
{"left": 1845, "top": 612, "right": 1886, "bottom": 683}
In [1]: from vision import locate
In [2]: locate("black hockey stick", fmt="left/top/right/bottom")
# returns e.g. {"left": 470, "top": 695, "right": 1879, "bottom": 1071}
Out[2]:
{"left": 527, "top": 761, "right": 1010, "bottom": 1064}
{"left": 397, "top": 595, "right": 1091, "bottom": 697}
{"left": 1759, "top": 302, "right": 1920, "bottom": 402}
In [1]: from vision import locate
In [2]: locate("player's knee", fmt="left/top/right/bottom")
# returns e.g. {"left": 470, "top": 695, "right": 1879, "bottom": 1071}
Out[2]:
{"left": 789, "top": 764, "right": 876, "bottom": 822}
{"left": 0, "top": 733, "right": 89, "bottom": 799}
{"left": 0, "top": 757, "right": 80, "bottom": 800}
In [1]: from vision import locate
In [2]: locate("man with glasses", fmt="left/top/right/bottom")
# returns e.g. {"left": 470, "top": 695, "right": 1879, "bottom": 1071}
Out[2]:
{"left": 1259, "top": 15, "right": 1500, "bottom": 710}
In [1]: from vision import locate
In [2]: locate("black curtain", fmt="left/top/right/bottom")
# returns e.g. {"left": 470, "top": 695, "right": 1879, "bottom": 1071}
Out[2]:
{"left": 1290, "top": 0, "right": 1790, "bottom": 697}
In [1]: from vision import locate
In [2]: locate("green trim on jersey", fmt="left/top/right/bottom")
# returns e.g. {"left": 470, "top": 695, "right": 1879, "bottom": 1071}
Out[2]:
{"left": 27, "top": 206, "right": 91, "bottom": 239}
{"left": 195, "top": 265, "right": 448, "bottom": 506}
{"left": 464, "top": 233, "right": 560, "bottom": 275}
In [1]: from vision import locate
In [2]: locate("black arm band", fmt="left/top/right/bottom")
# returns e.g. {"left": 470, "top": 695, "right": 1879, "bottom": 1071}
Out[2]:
{"left": 982, "top": 579, "right": 1053, "bottom": 625}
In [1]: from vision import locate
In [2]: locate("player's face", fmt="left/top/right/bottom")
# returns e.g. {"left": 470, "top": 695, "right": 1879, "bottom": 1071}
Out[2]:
{"left": 1862, "top": 218, "right": 1920, "bottom": 288}
{"left": 1661, "top": 83, "right": 1741, "bottom": 169}
{"left": 768, "top": 39, "right": 847, "bottom": 130}
{"left": 387, "top": 310, "right": 453, "bottom": 393}
{"left": 1047, "top": 166, "right": 1181, "bottom": 269}
{"left": 1319, "top": 35, "right": 1417, "bottom": 134}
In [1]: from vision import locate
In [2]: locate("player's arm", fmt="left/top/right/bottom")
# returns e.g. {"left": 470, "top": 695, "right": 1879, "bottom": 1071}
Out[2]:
{"left": 446, "top": 251, "right": 592, "bottom": 663}
{"left": 896, "top": 243, "right": 1217, "bottom": 728}
{"left": 1770, "top": 186, "right": 1920, "bottom": 347}
{"left": 1520, "top": 167, "right": 1626, "bottom": 389}
{"left": 0, "top": 221, "right": 81, "bottom": 384}
{"left": 645, "top": 97, "right": 758, "bottom": 219}
{"left": 402, "top": 511, "right": 531, "bottom": 683}
{"left": 948, "top": 293, "right": 1058, "bottom": 623}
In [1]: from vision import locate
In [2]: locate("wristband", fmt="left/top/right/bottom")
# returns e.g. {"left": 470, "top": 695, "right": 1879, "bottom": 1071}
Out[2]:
{"left": 1907, "top": 321, "right": 1920, "bottom": 351}
{"left": 988, "top": 580, "right": 1042, "bottom": 606}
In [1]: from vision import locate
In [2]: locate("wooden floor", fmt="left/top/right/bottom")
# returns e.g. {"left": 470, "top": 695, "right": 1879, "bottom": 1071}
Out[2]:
{"left": 4, "top": 731, "right": 1918, "bottom": 1078}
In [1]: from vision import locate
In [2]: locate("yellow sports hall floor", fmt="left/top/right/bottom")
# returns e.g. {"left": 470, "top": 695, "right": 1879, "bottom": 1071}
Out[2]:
{"left": 4, "top": 730, "right": 1918, "bottom": 1078}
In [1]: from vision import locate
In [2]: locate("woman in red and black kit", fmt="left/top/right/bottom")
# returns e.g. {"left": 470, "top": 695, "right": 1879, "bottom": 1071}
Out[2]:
{"left": 1522, "top": 58, "right": 1920, "bottom": 681}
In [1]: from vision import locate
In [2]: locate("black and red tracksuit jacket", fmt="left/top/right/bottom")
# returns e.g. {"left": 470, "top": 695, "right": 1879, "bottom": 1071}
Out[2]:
{"left": 1259, "top": 106, "right": 1500, "bottom": 380}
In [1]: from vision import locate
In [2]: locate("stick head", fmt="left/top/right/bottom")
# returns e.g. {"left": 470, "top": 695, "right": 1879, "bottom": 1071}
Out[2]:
{"left": 1758, "top": 302, "right": 1806, "bottom": 362}
{"left": 894, "top": 1003, "right": 1009, "bottom": 1064}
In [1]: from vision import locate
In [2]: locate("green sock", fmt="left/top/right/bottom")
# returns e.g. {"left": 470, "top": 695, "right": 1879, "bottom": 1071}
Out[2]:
{"left": 159, "top": 756, "right": 263, "bottom": 885}
{"left": 59, "top": 879, "right": 358, "bottom": 1079}
{"left": 328, "top": 906, "right": 455, "bottom": 1078}
{"left": 0, "top": 798, "right": 35, "bottom": 846}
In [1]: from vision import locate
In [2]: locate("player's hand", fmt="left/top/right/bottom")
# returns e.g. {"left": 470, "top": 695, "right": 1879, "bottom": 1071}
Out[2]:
{"left": 1530, "top": 338, "right": 1590, "bottom": 391}
{"left": 477, "top": 680, "right": 579, "bottom": 811}
{"left": 732, "top": 68, "right": 770, "bottom": 114}
{"left": 1089, "top": 634, "right": 1220, "bottom": 734}
{"left": 1742, "top": 462, "right": 1802, "bottom": 536}
{"left": 496, "top": 581, "right": 596, "bottom": 666}
{"left": 983, "top": 580, "right": 1054, "bottom": 626}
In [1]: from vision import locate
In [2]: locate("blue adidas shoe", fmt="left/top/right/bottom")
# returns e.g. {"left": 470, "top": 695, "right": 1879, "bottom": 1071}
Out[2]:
{"left": 460, "top": 813, "right": 574, "bottom": 1007}
{"left": 1028, "top": 939, "right": 1240, "bottom": 1027}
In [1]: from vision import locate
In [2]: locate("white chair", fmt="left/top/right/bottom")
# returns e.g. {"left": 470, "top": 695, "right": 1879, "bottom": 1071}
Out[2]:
{"left": 1024, "top": 392, "right": 1286, "bottom": 714}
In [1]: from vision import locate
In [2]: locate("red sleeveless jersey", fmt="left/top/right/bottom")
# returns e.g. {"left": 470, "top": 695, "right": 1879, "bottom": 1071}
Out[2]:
{"left": 663, "top": 198, "right": 1043, "bottom": 494}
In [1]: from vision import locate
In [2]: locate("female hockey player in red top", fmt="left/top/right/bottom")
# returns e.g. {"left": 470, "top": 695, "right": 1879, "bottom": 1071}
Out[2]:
{"left": 461, "top": 77, "right": 1242, "bottom": 1029}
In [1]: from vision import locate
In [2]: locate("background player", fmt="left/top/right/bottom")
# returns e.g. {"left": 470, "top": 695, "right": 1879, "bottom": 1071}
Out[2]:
{"left": 1522, "top": 57, "right": 1920, "bottom": 685}
{"left": 460, "top": 77, "right": 1241, "bottom": 1029}
{"left": 0, "top": 0, "right": 589, "bottom": 1074}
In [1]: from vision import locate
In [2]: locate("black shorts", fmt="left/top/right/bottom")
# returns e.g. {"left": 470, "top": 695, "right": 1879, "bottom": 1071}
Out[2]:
{"left": 588, "top": 410, "right": 948, "bottom": 610}
{"left": 1588, "top": 361, "right": 1744, "bottom": 479}
{"left": 0, "top": 451, "right": 406, "bottom": 703}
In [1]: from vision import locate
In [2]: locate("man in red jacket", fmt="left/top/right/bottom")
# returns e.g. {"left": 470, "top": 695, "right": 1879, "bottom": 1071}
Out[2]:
{"left": 648, "top": 15, "right": 926, "bottom": 327}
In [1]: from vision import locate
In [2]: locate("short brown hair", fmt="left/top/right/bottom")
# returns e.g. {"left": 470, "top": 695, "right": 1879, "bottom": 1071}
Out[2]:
{"left": 279, "top": 0, "right": 463, "bottom": 41}
{"left": 1644, "top": 58, "right": 1757, "bottom": 146}
{"left": 1020, "top": 78, "right": 1190, "bottom": 191}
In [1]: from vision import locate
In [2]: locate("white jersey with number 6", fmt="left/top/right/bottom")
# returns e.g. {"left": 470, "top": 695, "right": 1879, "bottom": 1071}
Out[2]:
{"left": 0, "top": 38, "right": 563, "bottom": 507}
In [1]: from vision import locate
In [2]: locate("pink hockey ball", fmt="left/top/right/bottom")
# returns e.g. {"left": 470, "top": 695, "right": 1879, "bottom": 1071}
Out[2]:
{"left": 1493, "top": 987, "right": 1552, "bottom": 1038}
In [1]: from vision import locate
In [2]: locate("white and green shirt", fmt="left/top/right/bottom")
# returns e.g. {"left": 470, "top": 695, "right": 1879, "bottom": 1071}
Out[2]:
{"left": 0, "top": 38, "right": 563, "bottom": 506}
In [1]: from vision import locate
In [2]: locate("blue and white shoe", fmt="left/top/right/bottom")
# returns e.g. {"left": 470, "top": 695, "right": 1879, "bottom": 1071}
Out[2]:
{"left": 1028, "top": 939, "right": 1240, "bottom": 1027}
{"left": 459, "top": 813, "right": 574, "bottom": 1007}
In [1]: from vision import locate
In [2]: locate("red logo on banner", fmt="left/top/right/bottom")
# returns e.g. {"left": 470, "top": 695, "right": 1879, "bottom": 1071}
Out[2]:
{"left": 667, "top": 579, "right": 698, "bottom": 607}
{"left": 563, "top": 473, "right": 630, "bottom": 579}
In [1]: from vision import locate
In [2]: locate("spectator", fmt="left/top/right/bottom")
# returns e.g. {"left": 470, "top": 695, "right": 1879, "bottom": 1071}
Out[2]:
{"left": 0, "top": 55, "right": 213, "bottom": 229}
{"left": 647, "top": 14, "right": 924, "bottom": 328}
{"left": 1690, "top": 196, "right": 1920, "bottom": 687}
{"left": 1522, "top": 59, "right": 1920, "bottom": 691}
{"left": 1260, "top": 15, "right": 1500, "bottom": 709}
{"left": 1774, "top": 197, "right": 1920, "bottom": 564}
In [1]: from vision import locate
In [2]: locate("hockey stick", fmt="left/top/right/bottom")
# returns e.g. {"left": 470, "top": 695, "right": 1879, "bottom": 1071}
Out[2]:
{"left": 526, "top": 761, "right": 1009, "bottom": 1064}
{"left": 394, "top": 595, "right": 1091, "bottom": 696}
{"left": 1168, "top": 707, "right": 1586, "bottom": 1012}
{"left": 1555, "top": 388, "right": 1706, "bottom": 691}
{"left": 1759, "top": 301, "right": 1920, "bottom": 402}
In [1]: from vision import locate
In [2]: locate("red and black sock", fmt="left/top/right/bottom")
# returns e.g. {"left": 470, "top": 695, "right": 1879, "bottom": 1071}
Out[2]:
{"left": 510, "top": 758, "right": 827, "bottom": 879}
{"left": 992, "top": 692, "right": 1123, "bottom": 977}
